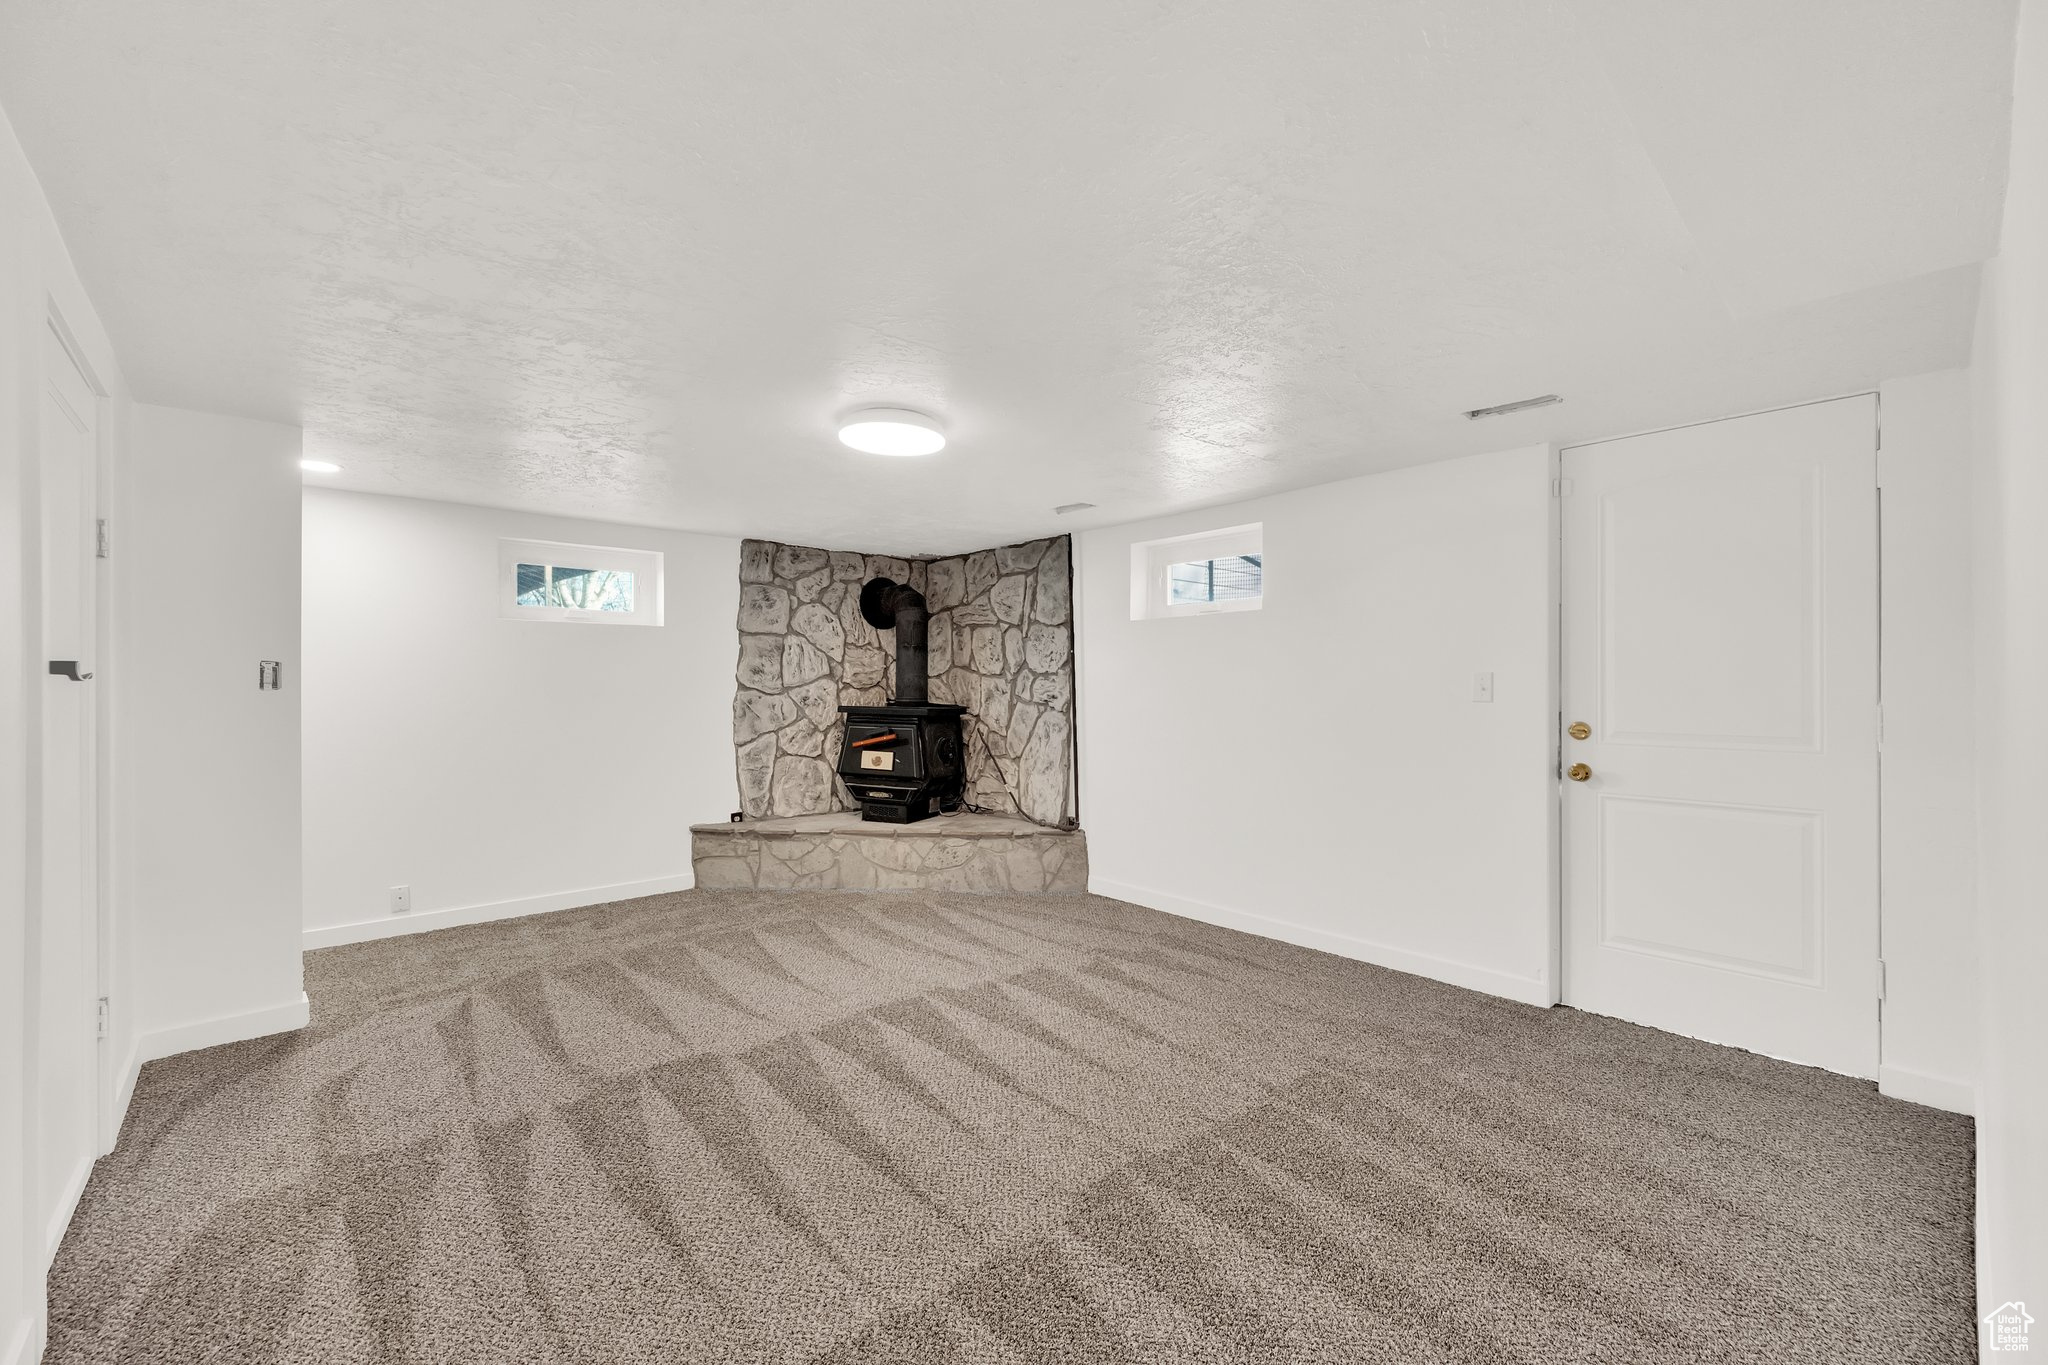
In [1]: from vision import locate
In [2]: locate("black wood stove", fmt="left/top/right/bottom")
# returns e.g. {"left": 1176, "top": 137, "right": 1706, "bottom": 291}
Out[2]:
{"left": 835, "top": 577, "right": 965, "bottom": 823}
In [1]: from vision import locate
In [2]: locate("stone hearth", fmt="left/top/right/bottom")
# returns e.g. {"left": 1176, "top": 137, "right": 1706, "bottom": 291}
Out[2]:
{"left": 691, "top": 812, "right": 1087, "bottom": 894}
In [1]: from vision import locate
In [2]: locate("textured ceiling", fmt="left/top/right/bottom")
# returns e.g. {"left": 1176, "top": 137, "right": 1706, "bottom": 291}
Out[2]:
{"left": 0, "top": 0, "right": 2017, "bottom": 554}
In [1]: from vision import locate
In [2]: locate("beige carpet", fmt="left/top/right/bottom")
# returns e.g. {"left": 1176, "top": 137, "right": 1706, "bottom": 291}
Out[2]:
{"left": 48, "top": 890, "right": 1975, "bottom": 1363}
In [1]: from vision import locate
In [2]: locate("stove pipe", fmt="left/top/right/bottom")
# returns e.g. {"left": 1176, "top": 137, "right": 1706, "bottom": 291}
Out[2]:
{"left": 858, "top": 577, "right": 930, "bottom": 704}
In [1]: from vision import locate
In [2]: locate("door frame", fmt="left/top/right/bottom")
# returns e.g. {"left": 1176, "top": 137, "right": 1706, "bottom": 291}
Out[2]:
{"left": 41, "top": 301, "right": 116, "bottom": 1166}
{"left": 1548, "top": 391, "right": 1885, "bottom": 1070}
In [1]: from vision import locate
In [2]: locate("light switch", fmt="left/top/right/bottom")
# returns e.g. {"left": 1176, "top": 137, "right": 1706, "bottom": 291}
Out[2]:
{"left": 1472, "top": 671, "right": 1494, "bottom": 703}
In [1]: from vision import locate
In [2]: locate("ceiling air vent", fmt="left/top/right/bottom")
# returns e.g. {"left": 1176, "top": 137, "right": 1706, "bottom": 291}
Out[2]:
{"left": 1465, "top": 394, "right": 1561, "bottom": 420}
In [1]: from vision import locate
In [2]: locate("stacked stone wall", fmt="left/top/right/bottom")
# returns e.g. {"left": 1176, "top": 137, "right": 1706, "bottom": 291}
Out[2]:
{"left": 919, "top": 537, "right": 1074, "bottom": 824}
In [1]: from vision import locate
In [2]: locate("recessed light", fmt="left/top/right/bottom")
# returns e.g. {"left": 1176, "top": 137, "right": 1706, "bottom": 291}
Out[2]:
{"left": 838, "top": 408, "right": 946, "bottom": 457}
{"left": 1465, "top": 394, "right": 1561, "bottom": 420}
{"left": 299, "top": 459, "right": 342, "bottom": 473}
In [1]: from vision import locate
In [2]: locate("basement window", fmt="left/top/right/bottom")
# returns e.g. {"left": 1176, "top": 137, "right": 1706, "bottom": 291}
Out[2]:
{"left": 1131, "top": 523, "right": 1264, "bottom": 620}
{"left": 500, "top": 538, "right": 663, "bottom": 625}
{"left": 1168, "top": 554, "right": 1262, "bottom": 606}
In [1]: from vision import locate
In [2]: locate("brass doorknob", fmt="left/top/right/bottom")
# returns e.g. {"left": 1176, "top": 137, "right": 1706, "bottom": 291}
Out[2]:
{"left": 1566, "top": 763, "right": 1592, "bottom": 782}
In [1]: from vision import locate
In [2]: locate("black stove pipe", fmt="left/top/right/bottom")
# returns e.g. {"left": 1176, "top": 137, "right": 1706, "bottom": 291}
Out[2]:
{"left": 858, "top": 577, "right": 930, "bottom": 704}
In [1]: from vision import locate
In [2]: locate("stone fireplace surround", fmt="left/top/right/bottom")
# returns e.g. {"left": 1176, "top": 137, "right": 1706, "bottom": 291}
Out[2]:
{"left": 732, "top": 534, "right": 1076, "bottom": 827}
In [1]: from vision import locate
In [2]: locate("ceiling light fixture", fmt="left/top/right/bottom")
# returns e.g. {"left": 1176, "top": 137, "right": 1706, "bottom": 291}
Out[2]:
{"left": 838, "top": 408, "right": 946, "bottom": 457}
{"left": 299, "top": 459, "right": 342, "bottom": 473}
{"left": 1053, "top": 502, "right": 1095, "bottom": 515}
{"left": 1465, "top": 394, "right": 1562, "bottom": 420}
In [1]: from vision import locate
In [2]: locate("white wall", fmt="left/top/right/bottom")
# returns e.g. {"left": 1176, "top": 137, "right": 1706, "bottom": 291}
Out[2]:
{"left": 301, "top": 490, "right": 739, "bottom": 946}
{"left": 1875, "top": 369, "right": 1979, "bottom": 1114}
{"left": 0, "top": 100, "right": 129, "bottom": 1365}
{"left": 1077, "top": 401, "right": 1984, "bottom": 1105}
{"left": 1077, "top": 445, "right": 1559, "bottom": 1005}
{"left": 1971, "top": 0, "right": 2048, "bottom": 1336}
{"left": 119, "top": 404, "right": 305, "bottom": 1060}
{"left": 4, "top": 104, "right": 304, "bottom": 1363}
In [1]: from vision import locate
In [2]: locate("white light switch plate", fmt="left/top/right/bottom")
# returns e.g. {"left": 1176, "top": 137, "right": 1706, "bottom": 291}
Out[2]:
{"left": 1472, "top": 672, "right": 1494, "bottom": 702}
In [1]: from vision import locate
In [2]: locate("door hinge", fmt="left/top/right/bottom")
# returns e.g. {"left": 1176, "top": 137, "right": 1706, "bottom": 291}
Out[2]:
{"left": 1877, "top": 704, "right": 1885, "bottom": 750}
{"left": 96, "top": 518, "right": 109, "bottom": 559}
{"left": 1876, "top": 960, "right": 1887, "bottom": 1003}
{"left": 1550, "top": 477, "right": 1574, "bottom": 497}
{"left": 95, "top": 996, "right": 109, "bottom": 1038}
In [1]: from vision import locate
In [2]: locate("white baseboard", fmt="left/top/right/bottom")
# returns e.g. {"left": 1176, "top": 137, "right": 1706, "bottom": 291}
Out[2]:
{"left": 1089, "top": 877, "right": 1555, "bottom": 1009}
{"left": 1879, "top": 1062, "right": 1975, "bottom": 1115}
{"left": 111, "top": 1034, "right": 143, "bottom": 1150}
{"left": 137, "top": 993, "right": 311, "bottom": 1066}
{"left": 302, "top": 873, "right": 696, "bottom": 951}
{"left": 42, "top": 1151, "right": 94, "bottom": 1273}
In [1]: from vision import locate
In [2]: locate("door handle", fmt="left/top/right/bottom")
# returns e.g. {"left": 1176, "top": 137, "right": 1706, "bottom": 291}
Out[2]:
{"left": 1566, "top": 763, "right": 1592, "bottom": 782}
{"left": 48, "top": 660, "right": 93, "bottom": 681}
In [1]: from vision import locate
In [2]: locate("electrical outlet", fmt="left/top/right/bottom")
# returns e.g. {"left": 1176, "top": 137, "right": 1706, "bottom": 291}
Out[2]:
{"left": 390, "top": 885, "right": 412, "bottom": 914}
{"left": 1472, "top": 671, "right": 1494, "bottom": 703}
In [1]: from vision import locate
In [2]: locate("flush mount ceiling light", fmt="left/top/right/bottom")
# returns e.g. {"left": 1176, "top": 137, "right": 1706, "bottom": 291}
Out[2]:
{"left": 838, "top": 408, "right": 946, "bottom": 457}
{"left": 299, "top": 459, "right": 342, "bottom": 473}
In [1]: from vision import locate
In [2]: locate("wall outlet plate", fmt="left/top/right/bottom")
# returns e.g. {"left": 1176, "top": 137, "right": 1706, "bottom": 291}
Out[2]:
{"left": 389, "top": 885, "right": 412, "bottom": 914}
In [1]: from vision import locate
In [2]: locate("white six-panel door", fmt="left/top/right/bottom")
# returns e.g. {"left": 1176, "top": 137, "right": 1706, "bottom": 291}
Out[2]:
{"left": 1561, "top": 396, "right": 1879, "bottom": 1077}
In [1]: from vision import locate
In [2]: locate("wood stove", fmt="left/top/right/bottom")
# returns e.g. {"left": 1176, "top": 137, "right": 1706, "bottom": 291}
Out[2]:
{"left": 835, "top": 576, "right": 966, "bottom": 822}
{"left": 837, "top": 702, "right": 966, "bottom": 822}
